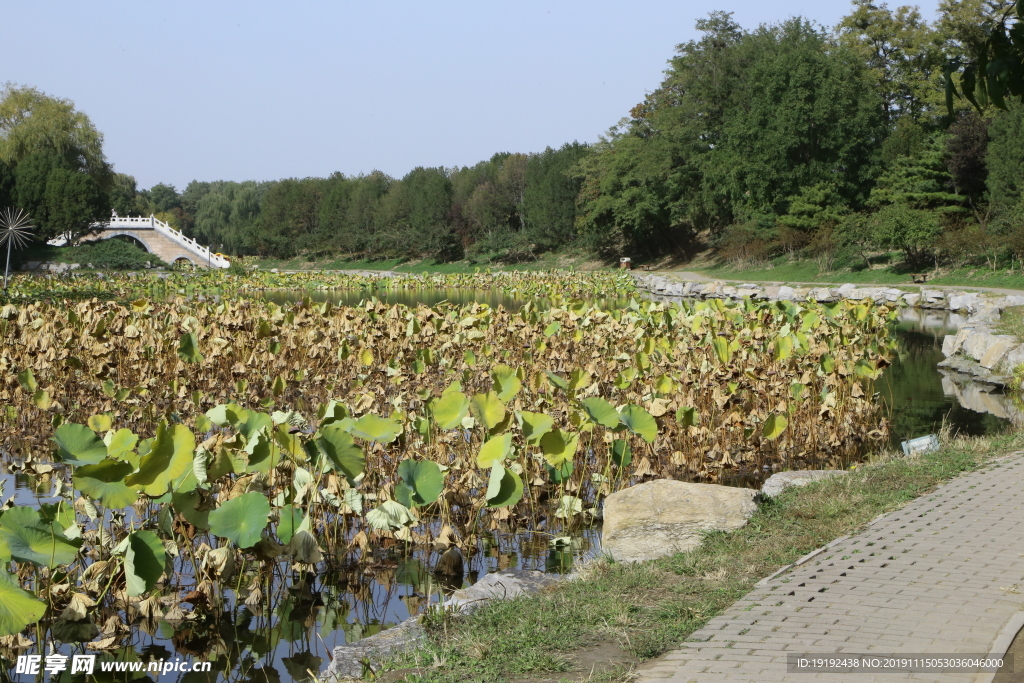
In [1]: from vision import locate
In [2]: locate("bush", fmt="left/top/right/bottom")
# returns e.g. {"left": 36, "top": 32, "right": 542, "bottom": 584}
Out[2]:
{"left": 82, "top": 239, "right": 166, "bottom": 270}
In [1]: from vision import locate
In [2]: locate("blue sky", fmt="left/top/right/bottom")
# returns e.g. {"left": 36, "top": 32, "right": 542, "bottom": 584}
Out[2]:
{"left": 3, "top": 1, "right": 941, "bottom": 190}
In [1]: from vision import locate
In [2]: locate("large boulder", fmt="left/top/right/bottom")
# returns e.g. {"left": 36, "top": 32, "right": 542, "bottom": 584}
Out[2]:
{"left": 761, "top": 470, "right": 848, "bottom": 498}
{"left": 602, "top": 480, "right": 757, "bottom": 563}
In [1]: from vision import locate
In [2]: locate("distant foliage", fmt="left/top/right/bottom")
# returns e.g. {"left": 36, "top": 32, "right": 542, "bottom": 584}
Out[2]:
{"left": 80, "top": 238, "right": 167, "bottom": 270}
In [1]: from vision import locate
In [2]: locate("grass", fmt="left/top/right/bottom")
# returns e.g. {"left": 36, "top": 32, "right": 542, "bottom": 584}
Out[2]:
{"left": 996, "top": 306, "right": 1024, "bottom": 343}
{"left": 691, "top": 255, "right": 1024, "bottom": 291}
{"left": 376, "top": 430, "right": 1024, "bottom": 683}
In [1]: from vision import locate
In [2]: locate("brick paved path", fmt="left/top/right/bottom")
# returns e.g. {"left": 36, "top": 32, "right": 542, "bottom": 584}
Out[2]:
{"left": 637, "top": 454, "right": 1024, "bottom": 682}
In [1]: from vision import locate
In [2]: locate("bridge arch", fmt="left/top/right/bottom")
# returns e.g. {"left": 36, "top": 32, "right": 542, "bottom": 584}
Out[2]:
{"left": 94, "top": 230, "right": 158, "bottom": 255}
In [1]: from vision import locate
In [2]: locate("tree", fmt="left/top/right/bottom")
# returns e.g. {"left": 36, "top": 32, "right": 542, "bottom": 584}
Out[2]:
{"left": 521, "top": 143, "right": 589, "bottom": 250}
{"left": 837, "top": 0, "right": 945, "bottom": 124}
{"left": 986, "top": 102, "right": 1024, "bottom": 212}
{"left": 42, "top": 168, "right": 106, "bottom": 241}
{"left": 149, "top": 183, "right": 180, "bottom": 213}
{"left": 946, "top": 111, "right": 991, "bottom": 223}
{"left": 944, "top": 1, "right": 1024, "bottom": 111}
{"left": 0, "top": 85, "right": 110, "bottom": 191}
{"left": 870, "top": 202, "right": 942, "bottom": 266}
{"left": 109, "top": 173, "right": 138, "bottom": 216}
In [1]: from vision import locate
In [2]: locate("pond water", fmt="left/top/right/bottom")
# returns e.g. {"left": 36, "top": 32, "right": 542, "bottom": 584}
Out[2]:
{"left": 4, "top": 292, "right": 1013, "bottom": 682}
{"left": 880, "top": 308, "right": 1012, "bottom": 445}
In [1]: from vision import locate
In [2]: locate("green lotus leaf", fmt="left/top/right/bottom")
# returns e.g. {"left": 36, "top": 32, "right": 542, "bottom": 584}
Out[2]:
{"left": 544, "top": 371, "right": 568, "bottom": 392}
{"left": 177, "top": 332, "right": 204, "bottom": 364}
{"left": 611, "top": 439, "right": 632, "bottom": 467}
{"left": 16, "top": 367, "right": 37, "bottom": 392}
{"left": 105, "top": 428, "right": 138, "bottom": 465}
{"left": 0, "top": 506, "right": 80, "bottom": 568}
{"left": 676, "top": 407, "right": 699, "bottom": 428}
{"left": 171, "top": 490, "right": 211, "bottom": 530}
{"left": 520, "top": 411, "right": 554, "bottom": 445}
{"left": 124, "top": 423, "right": 196, "bottom": 497}
{"left": 0, "top": 571, "right": 45, "bottom": 636}
{"left": 477, "top": 433, "right": 512, "bottom": 467}
{"left": 540, "top": 428, "right": 579, "bottom": 468}
{"left": 208, "top": 492, "right": 271, "bottom": 548}
{"left": 820, "top": 354, "right": 835, "bottom": 373}
{"left": 568, "top": 368, "right": 591, "bottom": 392}
{"left": 86, "top": 414, "right": 112, "bottom": 433}
{"left": 350, "top": 414, "right": 401, "bottom": 443}
{"left": 618, "top": 405, "right": 658, "bottom": 443}
{"left": 545, "top": 460, "right": 573, "bottom": 484}
{"left": 124, "top": 530, "right": 166, "bottom": 597}
{"left": 774, "top": 335, "right": 793, "bottom": 361}
{"left": 485, "top": 463, "right": 523, "bottom": 508}
{"left": 277, "top": 504, "right": 305, "bottom": 544}
{"left": 470, "top": 392, "right": 507, "bottom": 433}
{"left": 491, "top": 365, "right": 522, "bottom": 402}
{"left": 315, "top": 425, "right": 366, "bottom": 483}
{"left": 366, "top": 500, "right": 416, "bottom": 531}
{"left": 711, "top": 336, "right": 731, "bottom": 365}
{"left": 245, "top": 431, "right": 281, "bottom": 474}
{"left": 54, "top": 424, "right": 107, "bottom": 466}
{"left": 73, "top": 460, "right": 138, "bottom": 509}
{"left": 580, "top": 398, "right": 621, "bottom": 429}
{"left": 762, "top": 414, "right": 788, "bottom": 441}
{"left": 238, "top": 411, "right": 273, "bottom": 441}
{"left": 206, "top": 403, "right": 248, "bottom": 428}
{"left": 317, "top": 400, "right": 350, "bottom": 427}
{"left": 431, "top": 391, "right": 470, "bottom": 430}
{"left": 395, "top": 459, "right": 443, "bottom": 507}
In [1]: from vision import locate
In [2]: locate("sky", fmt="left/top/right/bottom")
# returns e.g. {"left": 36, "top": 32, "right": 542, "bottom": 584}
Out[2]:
{"left": 3, "top": 0, "right": 942, "bottom": 191}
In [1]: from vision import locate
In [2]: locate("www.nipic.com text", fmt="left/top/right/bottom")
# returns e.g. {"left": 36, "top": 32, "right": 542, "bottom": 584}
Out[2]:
{"left": 15, "top": 654, "right": 213, "bottom": 676}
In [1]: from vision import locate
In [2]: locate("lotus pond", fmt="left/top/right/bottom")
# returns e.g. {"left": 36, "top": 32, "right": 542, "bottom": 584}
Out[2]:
{"left": 0, "top": 271, "right": 900, "bottom": 681}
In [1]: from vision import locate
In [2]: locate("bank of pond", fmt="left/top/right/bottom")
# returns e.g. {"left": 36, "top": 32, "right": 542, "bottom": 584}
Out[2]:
{"left": 0, "top": 271, "right": 1009, "bottom": 681}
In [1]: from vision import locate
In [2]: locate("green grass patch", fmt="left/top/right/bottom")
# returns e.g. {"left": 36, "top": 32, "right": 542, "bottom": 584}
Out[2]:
{"left": 384, "top": 431, "right": 1023, "bottom": 682}
{"left": 692, "top": 257, "right": 1024, "bottom": 291}
{"left": 995, "top": 306, "right": 1024, "bottom": 344}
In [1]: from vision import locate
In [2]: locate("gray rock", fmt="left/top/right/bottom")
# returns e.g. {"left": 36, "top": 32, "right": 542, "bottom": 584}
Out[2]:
{"left": 902, "top": 293, "right": 922, "bottom": 307}
{"left": 602, "top": 479, "right": 758, "bottom": 563}
{"left": 20, "top": 261, "right": 39, "bottom": 271}
{"left": 443, "top": 569, "right": 560, "bottom": 613}
{"left": 761, "top": 470, "right": 849, "bottom": 498}
{"left": 321, "top": 569, "right": 560, "bottom": 681}
{"left": 948, "top": 293, "right": 980, "bottom": 312}
{"left": 777, "top": 285, "right": 796, "bottom": 300}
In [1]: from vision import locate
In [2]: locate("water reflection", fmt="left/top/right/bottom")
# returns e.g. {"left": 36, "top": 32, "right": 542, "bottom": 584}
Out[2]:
{"left": 880, "top": 308, "right": 1011, "bottom": 443}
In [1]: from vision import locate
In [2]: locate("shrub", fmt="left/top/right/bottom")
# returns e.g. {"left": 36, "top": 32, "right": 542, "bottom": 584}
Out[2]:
{"left": 83, "top": 239, "right": 166, "bottom": 270}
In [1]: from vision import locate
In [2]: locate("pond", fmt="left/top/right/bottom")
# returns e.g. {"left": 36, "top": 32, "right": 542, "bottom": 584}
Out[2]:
{"left": 1, "top": 290, "right": 1011, "bottom": 682}
{"left": 881, "top": 308, "right": 1012, "bottom": 445}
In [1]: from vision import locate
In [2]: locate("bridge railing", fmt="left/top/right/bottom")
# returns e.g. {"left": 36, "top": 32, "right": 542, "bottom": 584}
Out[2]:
{"left": 104, "top": 213, "right": 230, "bottom": 268}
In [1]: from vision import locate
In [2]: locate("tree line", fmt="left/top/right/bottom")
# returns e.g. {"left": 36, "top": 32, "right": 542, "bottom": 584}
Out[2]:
{"left": 7, "top": 0, "right": 1024, "bottom": 270}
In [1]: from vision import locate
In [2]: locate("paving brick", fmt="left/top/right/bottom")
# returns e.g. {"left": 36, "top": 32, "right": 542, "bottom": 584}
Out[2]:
{"left": 633, "top": 451, "right": 1024, "bottom": 682}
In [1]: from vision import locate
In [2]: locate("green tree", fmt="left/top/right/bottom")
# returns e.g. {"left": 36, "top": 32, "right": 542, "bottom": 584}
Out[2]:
{"left": 0, "top": 85, "right": 110, "bottom": 191}
{"left": 986, "top": 103, "right": 1024, "bottom": 211}
{"left": 42, "top": 167, "right": 106, "bottom": 241}
{"left": 870, "top": 202, "right": 942, "bottom": 266}
{"left": 837, "top": 1, "right": 944, "bottom": 124}
{"left": 521, "top": 143, "right": 590, "bottom": 250}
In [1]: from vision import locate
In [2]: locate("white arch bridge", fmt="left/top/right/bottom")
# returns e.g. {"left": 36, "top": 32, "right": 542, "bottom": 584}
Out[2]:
{"left": 77, "top": 213, "right": 230, "bottom": 268}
